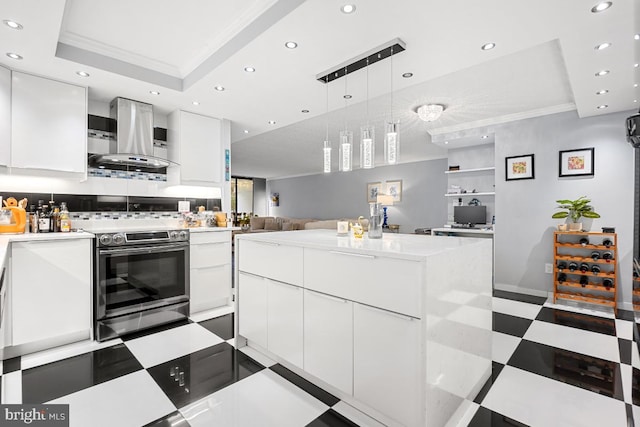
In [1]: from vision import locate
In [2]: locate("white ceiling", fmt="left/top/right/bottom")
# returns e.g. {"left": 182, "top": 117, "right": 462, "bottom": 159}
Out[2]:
{"left": 1, "top": 0, "right": 638, "bottom": 179}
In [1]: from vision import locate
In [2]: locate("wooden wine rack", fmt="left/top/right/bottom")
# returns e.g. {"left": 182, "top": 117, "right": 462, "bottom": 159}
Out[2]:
{"left": 553, "top": 231, "right": 618, "bottom": 314}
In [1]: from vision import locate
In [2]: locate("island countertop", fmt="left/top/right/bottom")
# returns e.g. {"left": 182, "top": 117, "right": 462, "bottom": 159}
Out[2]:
{"left": 234, "top": 228, "right": 489, "bottom": 261}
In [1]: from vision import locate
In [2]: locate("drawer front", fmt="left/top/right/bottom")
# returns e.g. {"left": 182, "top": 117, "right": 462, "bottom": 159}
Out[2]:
{"left": 304, "top": 248, "right": 422, "bottom": 318}
{"left": 190, "top": 231, "right": 230, "bottom": 245}
{"left": 238, "top": 272, "right": 268, "bottom": 349}
{"left": 191, "top": 242, "right": 231, "bottom": 269}
{"left": 238, "top": 240, "right": 303, "bottom": 286}
{"left": 190, "top": 264, "right": 231, "bottom": 313}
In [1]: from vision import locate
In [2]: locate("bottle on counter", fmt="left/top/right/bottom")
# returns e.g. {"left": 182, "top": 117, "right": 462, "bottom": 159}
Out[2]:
{"left": 59, "top": 202, "right": 71, "bottom": 232}
{"left": 49, "top": 200, "right": 57, "bottom": 232}
{"left": 27, "top": 204, "right": 36, "bottom": 233}
{"left": 38, "top": 204, "right": 50, "bottom": 233}
{"left": 52, "top": 207, "right": 60, "bottom": 232}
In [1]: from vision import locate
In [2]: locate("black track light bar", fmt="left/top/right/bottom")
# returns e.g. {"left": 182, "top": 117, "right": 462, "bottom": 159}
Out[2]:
{"left": 316, "top": 38, "right": 406, "bottom": 84}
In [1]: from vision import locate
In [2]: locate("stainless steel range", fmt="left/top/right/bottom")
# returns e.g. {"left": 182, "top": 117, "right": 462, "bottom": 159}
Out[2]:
{"left": 94, "top": 229, "right": 190, "bottom": 341}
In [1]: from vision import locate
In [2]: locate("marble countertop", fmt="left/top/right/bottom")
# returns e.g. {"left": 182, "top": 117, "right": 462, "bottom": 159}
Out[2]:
{"left": 235, "top": 229, "right": 490, "bottom": 261}
{"left": 0, "top": 231, "right": 95, "bottom": 268}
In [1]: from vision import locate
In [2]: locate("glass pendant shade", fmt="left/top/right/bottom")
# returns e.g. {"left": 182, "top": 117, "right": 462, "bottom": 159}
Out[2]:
{"left": 339, "top": 130, "right": 353, "bottom": 171}
{"left": 360, "top": 126, "right": 375, "bottom": 169}
{"left": 384, "top": 122, "right": 400, "bottom": 165}
{"left": 323, "top": 140, "right": 331, "bottom": 173}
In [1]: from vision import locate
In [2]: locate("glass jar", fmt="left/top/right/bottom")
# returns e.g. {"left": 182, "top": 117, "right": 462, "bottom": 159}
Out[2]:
{"left": 368, "top": 202, "right": 383, "bottom": 239}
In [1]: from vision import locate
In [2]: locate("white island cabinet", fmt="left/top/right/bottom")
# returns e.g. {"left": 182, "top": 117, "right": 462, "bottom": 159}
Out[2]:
{"left": 11, "top": 71, "right": 86, "bottom": 174}
{"left": 189, "top": 230, "right": 232, "bottom": 314}
{"left": 235, "top": 230, "right": 493, "bottom": 427}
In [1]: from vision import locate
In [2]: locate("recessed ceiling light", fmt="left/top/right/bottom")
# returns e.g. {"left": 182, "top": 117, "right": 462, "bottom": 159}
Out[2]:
{"left": 635, "top": 63, "right": 639, "bottom": 68}
{"left": 244, "top": 66, "right": 256, "bottom": 73}
{"left": 243, "top": 130, "right": 249, "bottom": 134}
{"left": 635, "top": 34, "right": 640, "bottom": 40}
{"left": 595, "top": 69, "right": 610, "bottom": 76}
{"left": 301, "top": 109, "right": 309, "bottom": 113}
{"left": 635, "top": 100, "right": 638, "bottom": 103}
{"left": 444, "top": 141, "right": 449, "bottom": 145}
{"left": 481, "top": 135, "right": 489, "bottom": 139}
{"left": 341, "top": 4, "right": 356, "bottom": 14}
{"left": 285, "top": 41, "right": 298, "bottom": 49}
{"left": 149, "top": 90, "right": 160, "bottom": 95}
{"left": 591, "top": 2, "right": 612, "bottom": 13}
{"left": 343, "top": 94, "right": 352, "bottom": 99}
{"left": 192, "top": 101, "right": 200, "bottom": 105}
{"left": 268, "top": 120, "right": 276, "bottom": 125}
{"left": 597, "top": 104, "right": 608, "bottom": 109}
{"left": 402, "top": 72, "right": 413, "bottom": 78}
{"left": 635, "top": 83, "right": 639, "bottom": 87}
{"left": 6, "top": 52, "right": 22, "bottom": 60}
{"left": 481, "top": 43, "right": 496, "bottom": 51}
{"left": 214, "top": 85, "right": 225, "bottom": 91}
{"left": 594, "top": 42, "right": 611, "bottom": 50}
{"left": 76, "top": 71, "right": 90, "bottom": 77}
{"left": 3, "top": 20, "right": 23, "bottom": 30}
{"left": 596, "top": 89, "right": 609, "bottom": 95}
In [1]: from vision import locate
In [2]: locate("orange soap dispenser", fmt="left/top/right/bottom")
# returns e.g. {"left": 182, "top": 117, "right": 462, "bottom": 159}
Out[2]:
{"left": 0, "top": 197, "right": 27, "bottom": 234}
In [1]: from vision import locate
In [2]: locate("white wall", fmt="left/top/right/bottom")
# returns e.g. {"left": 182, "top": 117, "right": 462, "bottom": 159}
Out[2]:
{"left": 493, "top": 110, "right": 635, "bottom": 308}
{"left": 266, "top": 158, "right": 448, "bottom": 233}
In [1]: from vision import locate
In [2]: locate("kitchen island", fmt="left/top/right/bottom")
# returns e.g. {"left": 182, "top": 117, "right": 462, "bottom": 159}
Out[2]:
{"left": 234, "top": 229, "right": 493, "bottom": 427}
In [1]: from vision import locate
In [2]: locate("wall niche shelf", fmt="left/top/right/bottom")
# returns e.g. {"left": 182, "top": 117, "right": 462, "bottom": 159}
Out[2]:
{"left": 445, "top": 167, "right": 495, "bottom": 174}
{"left": 445, "top": 192, "right": 495, "bottom": 197}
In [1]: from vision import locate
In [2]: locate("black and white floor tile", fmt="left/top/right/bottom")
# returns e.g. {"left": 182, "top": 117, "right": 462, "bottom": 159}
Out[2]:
{"left": 0, "top": 293, "right": 636, "bottom": 426}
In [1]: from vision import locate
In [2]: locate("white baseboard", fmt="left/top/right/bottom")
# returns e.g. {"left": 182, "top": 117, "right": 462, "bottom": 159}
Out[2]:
{"left": 494, "top": 283, "right": 549, "bottom": 298}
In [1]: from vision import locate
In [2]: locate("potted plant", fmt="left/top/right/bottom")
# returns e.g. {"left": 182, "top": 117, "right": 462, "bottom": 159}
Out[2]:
{"left": 552, "top": 196, "right": 600, "bottom": 231}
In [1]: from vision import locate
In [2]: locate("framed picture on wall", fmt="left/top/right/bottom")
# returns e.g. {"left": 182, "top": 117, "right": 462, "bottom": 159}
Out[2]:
{"left": 367, "top": 182, "right": 382, "bottom": 203}
{"left": 559, "top": 147, "right": 594, "bottom": 177}
{"left": 505, "top": 154, "right": 535, "bottom": 181}
{"left": 385, "top": 180, "right": 403, "bottom": 202}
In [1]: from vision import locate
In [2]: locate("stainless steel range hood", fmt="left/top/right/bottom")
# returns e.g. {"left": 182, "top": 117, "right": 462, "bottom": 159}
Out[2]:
{"left": 90, "top": 97, "right": 171, "bottom": 168}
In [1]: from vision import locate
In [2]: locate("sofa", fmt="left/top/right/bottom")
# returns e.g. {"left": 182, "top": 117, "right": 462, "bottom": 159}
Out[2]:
{"left": 249, "top": 216, "right": 369, "bottom": 232}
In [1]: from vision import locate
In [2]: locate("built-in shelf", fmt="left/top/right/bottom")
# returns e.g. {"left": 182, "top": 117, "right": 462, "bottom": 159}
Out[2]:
{"left": 444, "top": 192, "right": 495, "bottom": 197}
{"left": 445, "top": 167, "right": 495, "bottom": 174}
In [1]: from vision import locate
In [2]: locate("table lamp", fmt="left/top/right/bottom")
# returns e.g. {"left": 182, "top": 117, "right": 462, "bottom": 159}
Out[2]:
{"left": 376, "top": 194, "right": 394, "bottom": 228}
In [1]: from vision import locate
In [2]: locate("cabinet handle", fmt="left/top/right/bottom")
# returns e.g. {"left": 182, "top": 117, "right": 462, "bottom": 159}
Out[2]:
{"left": 308, "top": 290, "right": 348, "bottom": 304}
{"left": 265, "top": 278, "right": 301, "bottom": 290}
{"left": 252, "top": 241, "right": 280, "bottom": 247}
{"left": 329, "top": 251, "right": 375, "bottom": 259}
{"left": 358, "top": 303, "right": 417, "bottom": 321}
{"left": 192, "top": 241, "right": 227, "bottom": 246}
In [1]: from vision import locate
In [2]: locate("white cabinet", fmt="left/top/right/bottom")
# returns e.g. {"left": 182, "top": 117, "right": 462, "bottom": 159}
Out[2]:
{"left": 239, "top": 240, "right": 303, "bottom": 286}
{"left": 303, "top": 289, "right": 353, "bottom": 394}
{"left": 10, "top": 239, "right": 92, "bottom": 346}
{"left": 238, "top": 272, "right": 268, "bottom": 349}
{"left": 189, "top": 231, "right": 232, "bottom": 315}
{"left": 353, "top": 303, "right": 421, "bottom": 427}
{"left": 267, "top": 279, "right": 303, "bottom": 368}
{"left": 11, "top": 72, "right": 86, "bottom": 173}
{"left": 168, "top": 110, "right": 222, "bottom": 185}
{"left": 0, "top": 65, "right": 10, "bottom": 167}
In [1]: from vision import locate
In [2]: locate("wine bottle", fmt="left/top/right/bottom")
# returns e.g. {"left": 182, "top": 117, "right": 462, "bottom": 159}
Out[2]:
{"left": 579, "top": 275, "right": 589, "bottom": 287}
{"left": 591, "top": 265, "right": 601, "bottom": 275}
{"left": 579, "top": 263, "right": 590, "bottom": 273}
{"left": 579, "top": 237, "right": 589, "bottom": 246}
{"left": 569, "top": 262, "right": 579, "bottom": 272}
{"left": 602, "top": 251, "right": 613, "bottom": 261}
{"left": 558, "top": 261, "right": 567, "bottom": 270}
{"left": 558, "top": 273, "right": 567, "bottom": 283}
{"left": 603, "top": 239, "right": 613, "bottom": 248}
{"left": 603, "top": 278, "right": 613, "bottom": 289}
{"left": 591, "top": 251, "right": 600, "bottom": 261}
{"left": 38, "top": 204, "right": 50, "bottom": 233}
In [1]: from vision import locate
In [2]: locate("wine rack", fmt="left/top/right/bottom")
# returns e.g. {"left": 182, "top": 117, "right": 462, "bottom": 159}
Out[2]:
{"left": 553, "top": 231, "right": 618, "bottom": 314}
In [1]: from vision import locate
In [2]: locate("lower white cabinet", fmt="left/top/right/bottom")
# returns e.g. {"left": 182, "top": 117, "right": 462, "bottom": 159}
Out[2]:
{"left": 267, "top": 279, "right": 303, "bottom": 368}
{"left": 303, "top": 289, "right": 353, "bottom": 394}
{"left": 189, "top": 231, "right": 232, "bottom": 314}
{"left": 10, "top": 239, "right": 92, "bottom": 346}
{"left": 238, "top": 272, "right": 267, "bottom": 349}
{"left": 353, "top": 303, "right": 421, "bottom": 427}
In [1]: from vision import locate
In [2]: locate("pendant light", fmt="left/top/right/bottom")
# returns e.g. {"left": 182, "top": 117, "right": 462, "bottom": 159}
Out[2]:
{"left": 323, "top": 77, "right": 331, "bottom": 173}
{"left": 360, "top": 57, "right": 375, "bottom": 169}
{"left": 339, "top": 67, "right": 353, "bottom": 172}
{"left": 384, "top": 46, "right": 399, "bottom": 165}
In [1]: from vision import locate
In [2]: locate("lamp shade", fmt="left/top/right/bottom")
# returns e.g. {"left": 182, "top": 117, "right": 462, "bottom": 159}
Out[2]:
{"left": 376, "top": 194, "right": 394, "bottom": 206}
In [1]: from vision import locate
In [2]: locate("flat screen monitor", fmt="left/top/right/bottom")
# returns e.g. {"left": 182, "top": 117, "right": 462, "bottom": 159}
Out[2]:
{"left": 454, "top": 205, "right": 487, "bottom": 226}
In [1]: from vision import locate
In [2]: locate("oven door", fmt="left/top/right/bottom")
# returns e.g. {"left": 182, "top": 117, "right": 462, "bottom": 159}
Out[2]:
{"left": 96, "top": 242, "right": 189, "bottom": 320}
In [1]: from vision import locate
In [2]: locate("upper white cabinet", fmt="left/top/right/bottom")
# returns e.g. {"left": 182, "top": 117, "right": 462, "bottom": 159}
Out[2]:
{"left": 0, "top": 66, "right": 10, "bottom": 167}
{"left": 11, "top": 72, "right": 87, "bottom": 173}
{"left": 168, "top": 110, "right": 222, "bottom": 185}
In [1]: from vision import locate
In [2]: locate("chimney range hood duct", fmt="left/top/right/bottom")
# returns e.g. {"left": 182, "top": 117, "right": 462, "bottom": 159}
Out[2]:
{"left": 91, "top": 97, "right": 171, "bottom": 168}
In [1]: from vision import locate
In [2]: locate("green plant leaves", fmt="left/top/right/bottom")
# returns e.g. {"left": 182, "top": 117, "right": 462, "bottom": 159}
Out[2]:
{"left": 552, "top": 212, "right": 569, "bottom": 218}
{"left": 551, "top": 196, "right": 599, "bottom": 220}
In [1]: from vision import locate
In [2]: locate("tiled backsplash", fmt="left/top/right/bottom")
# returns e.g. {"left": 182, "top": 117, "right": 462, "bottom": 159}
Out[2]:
{"left": 88, "top": 167, "right": 167, "bottom": 182}
{"left": 70, "top": 211, "right": 183, "bottom": 220}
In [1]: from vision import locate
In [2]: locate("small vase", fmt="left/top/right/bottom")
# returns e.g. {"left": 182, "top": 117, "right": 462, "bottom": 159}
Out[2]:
{"left": 568, "top": 222, "right": 582, "bottom": 232}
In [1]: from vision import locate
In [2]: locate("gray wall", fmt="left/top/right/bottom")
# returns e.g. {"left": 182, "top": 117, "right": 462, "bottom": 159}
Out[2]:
{"left": 494, "top": 110, "right": 635, "bottom": 308}
{"left": 253, "top": 178, "right": 267, "bottom": 217}
{"left": 266, "top": 158, "right": 448, "bottom": 233}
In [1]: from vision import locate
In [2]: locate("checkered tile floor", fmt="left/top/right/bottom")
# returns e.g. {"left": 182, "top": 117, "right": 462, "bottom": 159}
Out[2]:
{"left": 1, "top": 294, "right": 638, "bottom": 426}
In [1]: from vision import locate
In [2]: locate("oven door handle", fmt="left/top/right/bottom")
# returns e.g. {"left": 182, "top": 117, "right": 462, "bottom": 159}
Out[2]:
{"left": 99, "top": 243, "right": 189, "bottom": 256}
